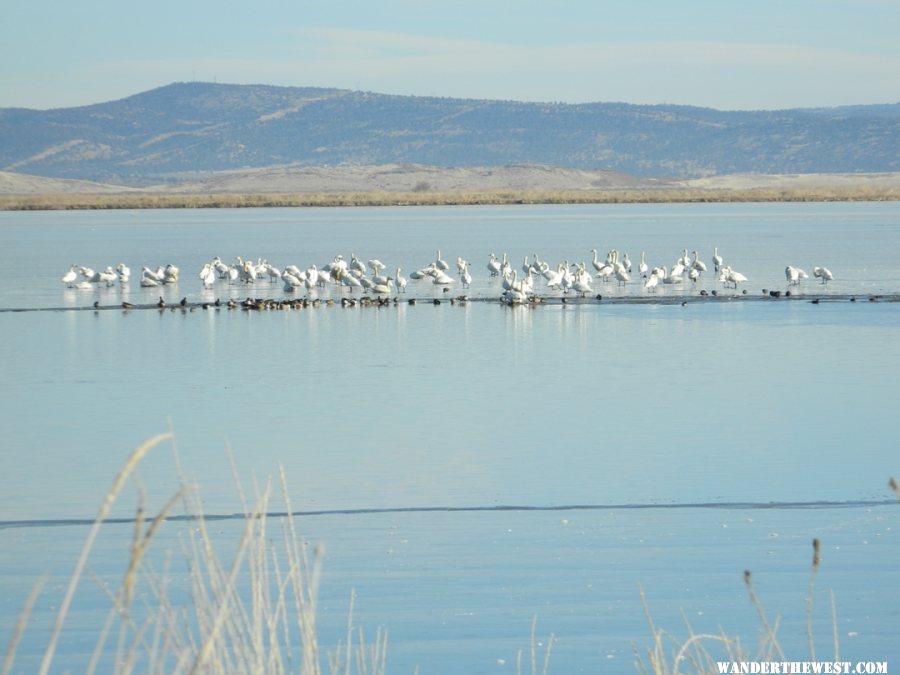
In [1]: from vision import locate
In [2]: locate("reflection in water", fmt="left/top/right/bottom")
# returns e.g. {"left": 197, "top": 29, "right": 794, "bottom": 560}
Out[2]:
{"left": 2, "top": 204, "right": 900, "bottom": 672}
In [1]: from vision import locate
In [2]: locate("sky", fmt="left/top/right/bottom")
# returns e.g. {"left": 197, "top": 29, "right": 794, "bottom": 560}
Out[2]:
{"left": 2, "top": 0, "right": 900, "bottom": 111}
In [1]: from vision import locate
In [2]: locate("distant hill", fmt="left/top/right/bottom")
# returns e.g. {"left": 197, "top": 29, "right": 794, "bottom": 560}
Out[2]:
{"left": 1, "top": 82, "right": 899, "bottom": 185}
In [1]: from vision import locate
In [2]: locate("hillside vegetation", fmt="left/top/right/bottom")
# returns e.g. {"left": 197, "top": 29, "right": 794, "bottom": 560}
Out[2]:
{"left": 2, "top": 82, "right": 899, "bottom": 186}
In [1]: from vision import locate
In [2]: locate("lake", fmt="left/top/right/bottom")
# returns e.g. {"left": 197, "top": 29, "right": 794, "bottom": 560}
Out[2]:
{"left": 0, "top": 202, "right": 898, "bottom": 673}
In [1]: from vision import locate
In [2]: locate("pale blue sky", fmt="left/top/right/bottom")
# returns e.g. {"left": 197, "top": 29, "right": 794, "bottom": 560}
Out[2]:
{"left": 2, "top": 0, "right": 899, "bottom": 110}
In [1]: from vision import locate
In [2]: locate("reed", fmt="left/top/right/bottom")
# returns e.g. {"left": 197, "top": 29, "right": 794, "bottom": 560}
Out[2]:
{"left": 3, "top": 437, "right": 894, "bottom": 674}
{"left": 1, "top": 435, "right": 386, "bottom": 675}
{"left": 636, "top": 528, "right": 869, "bottom": 675}
{"left": 2, "top": 184, "right": 900, "bottom": 211}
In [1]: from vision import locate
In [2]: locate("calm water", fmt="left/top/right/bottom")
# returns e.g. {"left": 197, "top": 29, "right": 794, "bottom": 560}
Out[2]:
{"left": 1, "top": 203, "right": 898, "bottom": 673}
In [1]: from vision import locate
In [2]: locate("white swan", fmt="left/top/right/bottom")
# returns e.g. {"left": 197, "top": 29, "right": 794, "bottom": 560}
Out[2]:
{"left": 395, "top": 267, "right": 408, "bottom": 293}
{"left": 487, "top": 253, "right": 501, "bottom": 276}
{"left": 590, "top": 249, "right": 605, "bottom": 274}
{"left": 785, "top": 265, "right": 809, "bottom": 286}
{"left": 712, "top": 247, "right": 724, "bottom": 272}
{"left": 371, "top": 271, "right": 391, "bottom": 286}
{"left": 341, "top": 271, "right": 362, "bottom": 292}
{"left": 61, "top": 265, "right": 78, "bottom": 287}
{"left": 264, "top": 262, "right": 281, "bottom": 283}
{"left": 79, "top": 266, "right": 100, "bottom": 283}
{"left": 409, "top": 266, "right": 432, "bottom": 280}
{"left": 501, "top": 269, "right": 518, "bottom": 292}
{"left": 199, "top": 263, "right": 216, "bottom": 288}
{"left": 213, "top": 257, "right": 230, "bottom": 278}
{"left": 813, "top": 266, "right": 833, "bottom": 284}
{"left": 720, "top": 265, "right": 748, "bottom": 288}
{"left": 350, "top": 254, "right": 367, "bottom": 274}
{"left": 430, "top": 268, "right": 454, "bottom": 285}
{"left": 595, "top": 260, "right": 615, "bottom": 281}
{"left": 98, "top": 266, "right": 117, "bottom": 287}
{"left": 163, "top": 264, "right": 179, "bottom": 284}
{"left": 662, "top": 266, "right": 683, "bottom": 285}
{"left": 371, "top": 278, "right": 393, "bottom": 295}
{"left": 639, "top": 252, "right": 649, "bottom": 278}
{"left": 572, "top": 273, "right": 593, "bottom": 297}
{"left": 281, "top": 268, "right": 303, "bottom": 291}
{"left": 461, "top": 262, "right": 472, "bottom": 289}
{"left": 115, "top": 263, "right": 131, "bottom": 283}
{"left": 690, "top": 251, "right": 707, "bottom": 273}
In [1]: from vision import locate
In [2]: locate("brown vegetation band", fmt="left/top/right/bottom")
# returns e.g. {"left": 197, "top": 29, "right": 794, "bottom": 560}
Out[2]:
{"left": 2, "top": 186, "right": 900, "bottom": 210}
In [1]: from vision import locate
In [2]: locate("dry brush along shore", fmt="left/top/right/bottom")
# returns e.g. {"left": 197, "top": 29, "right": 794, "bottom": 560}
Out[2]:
{"left": 3, "top": 185, "right": 900, "bottom": 210}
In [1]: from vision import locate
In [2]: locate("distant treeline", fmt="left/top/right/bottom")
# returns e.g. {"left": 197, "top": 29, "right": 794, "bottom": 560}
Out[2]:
{"left": 2, "top": 186, "right": 899, "bottom": 211}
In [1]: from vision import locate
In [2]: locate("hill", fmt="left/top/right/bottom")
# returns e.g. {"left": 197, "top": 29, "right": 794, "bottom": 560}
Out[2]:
{"left": 2, "top": 82, "right": 899, "bottom": 186}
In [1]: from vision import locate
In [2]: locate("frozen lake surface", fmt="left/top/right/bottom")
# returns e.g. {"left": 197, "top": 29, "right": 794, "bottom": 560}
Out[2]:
{"left": 1, "top": 202, "right": 898, "bottom": 673}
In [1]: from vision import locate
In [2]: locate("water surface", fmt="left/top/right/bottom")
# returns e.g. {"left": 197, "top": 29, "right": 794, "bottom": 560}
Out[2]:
{"left": 1, "top": 203, "right": 898, "bottom": 673}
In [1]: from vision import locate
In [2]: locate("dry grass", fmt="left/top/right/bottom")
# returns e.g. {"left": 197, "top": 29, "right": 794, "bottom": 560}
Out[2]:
{"left": 1, "top": 435, "right": 387, "bottom": 675}
{"left": 634, "top": 531, "right": 868, "bottom": 674}
{"left": 2, "top": 185, "right": 900, "bottom": 211}
{"left": 633, "top": 477, "right": 900, "bottom": 674}
{"left": 3, "top": 440, "right": 895, "bottom": 674}
{"left": 1, "top": 435, "right": 558, "bottom": 675}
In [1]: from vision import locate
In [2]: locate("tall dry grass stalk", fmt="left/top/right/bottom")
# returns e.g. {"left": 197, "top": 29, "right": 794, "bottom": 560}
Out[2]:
{"left": 515, "top": 615, "right": 554, "bottom": 675}
{"left": 636, "top": 521, "right": 880, "bottom": 675}
{"left": 806, "top": 538, "right": 821, "bottom": 660}
{"left": 3, "top": 434, "right": 387, "bottom": 675}
{"left": 36, "top": 432, "right": 174, "bottom": 675}
{"left": 636, "top": 586, "right": 742, "bottom": 675}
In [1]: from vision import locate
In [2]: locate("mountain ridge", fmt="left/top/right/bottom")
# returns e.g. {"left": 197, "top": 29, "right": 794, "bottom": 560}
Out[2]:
{"left": 2, "top": 82, "right": 899, "bottom": 185}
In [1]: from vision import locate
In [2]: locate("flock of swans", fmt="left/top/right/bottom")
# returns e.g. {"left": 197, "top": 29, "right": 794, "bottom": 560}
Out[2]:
{"left": 60, "top": 248, "right": 835, "bottom": 305}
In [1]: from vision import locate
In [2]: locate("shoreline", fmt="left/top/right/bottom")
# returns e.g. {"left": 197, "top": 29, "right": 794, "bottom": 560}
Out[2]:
{"left": 4, "top": 291, "right": 897, "bottom": 313}
{"left": 3, "top": 185, "right": 900, "bottom": 211}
